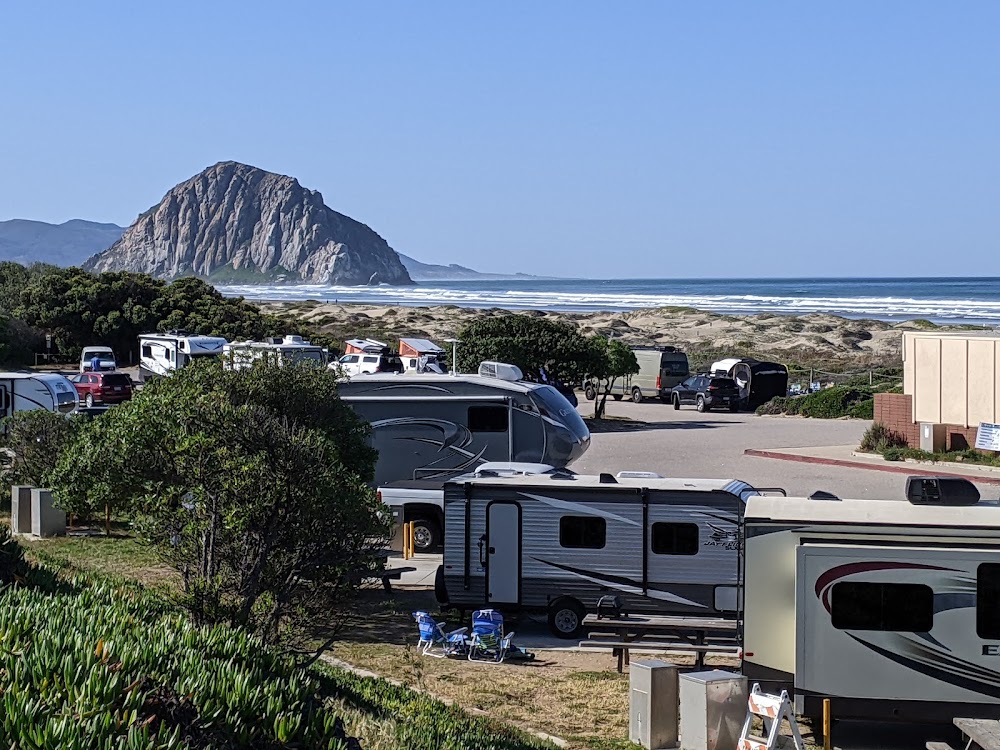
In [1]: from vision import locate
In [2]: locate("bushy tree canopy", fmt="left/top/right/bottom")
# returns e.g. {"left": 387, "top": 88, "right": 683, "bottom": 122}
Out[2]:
{"left": 50, "top": 360, "right": 388, "bottom": 651}
{"left": 588, "top": 338, "right": 640, "bottom": 418}
{"left": 0, "top": 409, "right": 82, "bottom": 489}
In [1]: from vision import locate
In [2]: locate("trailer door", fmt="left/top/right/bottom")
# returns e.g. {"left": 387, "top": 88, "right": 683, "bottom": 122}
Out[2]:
{"left": 486, "top": 501, "right": 521, "bottom": 605}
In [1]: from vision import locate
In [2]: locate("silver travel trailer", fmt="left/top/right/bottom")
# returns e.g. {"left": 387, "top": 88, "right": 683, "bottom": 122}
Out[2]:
{"left": 138, "top": 331, "right": 228, "bottom": 381}
{"left": 439, "top": 471, "right": 758, "bottom": 637}
{"left": 0, "top": 373, "right": 78, "bottom": 420}
{"left": 338, "top": 371, "right": 591, "bottom": 487}
{"left": 742, "top": 477, "right": 1000, "bottom": 722}
{"left": 223, "top": 335, "right": 327, "bottom": 370}
{"left": 710, "top": 357, "right": 788, "bottom": 410}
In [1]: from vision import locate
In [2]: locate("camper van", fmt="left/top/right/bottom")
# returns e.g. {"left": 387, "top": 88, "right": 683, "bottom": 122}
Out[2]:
{"left": 743, "top": 477, "right": 1000, "bottom": 722}
{"left": 439, "top": 471, "right": 757, "bottom": 637}
{"left": 584, "top": 346, "right": 689, "bottom": 403}
{"left": 339, "top": 370, "right": 591, "bottom": 488}
{"left": 0, "top": 372, "right": 78, "bottom": 420}
{"left": 223, "top": 335, "right": 326, "bottom": 369}
{"left": 710, "top": 358, "right": 788, "bottom": 411}
{"left": 138, "top": 332, "right": 228, "bottom": 381}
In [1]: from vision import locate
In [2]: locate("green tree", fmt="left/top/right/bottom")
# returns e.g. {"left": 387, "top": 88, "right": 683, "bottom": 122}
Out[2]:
{"left": 588, "top": 338, "right": 640, "bottom": 418}
{"left": 50, "top": 359, "right": 388, "bottom": 656}
{"left": 456, "top": 314, "right": 602, "bottom": 383}
{"left": 1, "top": 410, "right": 81, "bottom": 490}
{"left": 153, "top": 276, "right": 281, "bottom": 341}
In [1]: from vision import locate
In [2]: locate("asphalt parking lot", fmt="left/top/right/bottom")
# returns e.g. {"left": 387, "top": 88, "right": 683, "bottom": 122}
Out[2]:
{"left": 573, "top": 397, "right": 999, "bottom": 502}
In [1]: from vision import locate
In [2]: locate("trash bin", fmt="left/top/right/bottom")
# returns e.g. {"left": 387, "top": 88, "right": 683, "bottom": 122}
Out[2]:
{"left": 630, "top": 660, "right": 679, "bottom": 749}
{"left": 679, "top": 670, "right": 747, "bottom": 750}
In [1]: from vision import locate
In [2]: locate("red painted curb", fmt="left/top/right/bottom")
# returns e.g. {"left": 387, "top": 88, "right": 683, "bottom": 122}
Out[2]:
{"left": 743, "top": 449, "right": 1000, "bottom": 486}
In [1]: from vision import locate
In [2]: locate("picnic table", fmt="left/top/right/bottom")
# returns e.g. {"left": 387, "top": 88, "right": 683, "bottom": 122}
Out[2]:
{"left": 579, "top": 613, "right": 740, "bottom": 672}
{"left": 952, "top": 718, "right": 1000, "bottom": 750}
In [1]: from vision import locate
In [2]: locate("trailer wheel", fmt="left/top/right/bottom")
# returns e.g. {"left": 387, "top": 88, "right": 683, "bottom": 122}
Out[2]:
{"left": 630, "top": 387, "right": 643, "bottom": 403}
{"left": 584, "top": 383, "right": 597, "bottom": 401}
{"left": 548, "top": 597, "right": 586, "bottom": 639}
{"left": 411, "top": 518, "right": 441, "bottom": 551}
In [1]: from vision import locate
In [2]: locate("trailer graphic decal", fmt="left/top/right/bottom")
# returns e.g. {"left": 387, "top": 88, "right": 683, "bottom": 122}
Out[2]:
{"left": 369, "top": 417, "right": 488, "bottom": 477}
{"left": 814, "top": 561, "right": 957, "bottom": 613}
{"left": 533, "top": 557, "right": 707, "bottom": 608}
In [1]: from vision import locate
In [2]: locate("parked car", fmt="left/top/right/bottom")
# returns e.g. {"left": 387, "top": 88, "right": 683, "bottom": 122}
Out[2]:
{"left": 80, "top": 346, "right": 117, "bottom": 372}
{"left": 335, "top": 352, "right": 404, "bottom": 376}
{"left": 669, "top": 375, "right": 740, "bottom": 412}
{"left": 68, "top": 372, "right": 133, "bottom": 407}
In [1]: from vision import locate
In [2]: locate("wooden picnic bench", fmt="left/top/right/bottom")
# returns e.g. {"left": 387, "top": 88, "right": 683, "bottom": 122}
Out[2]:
{"left": 580, "top": 613, "right": 740, "bottom": 673}
{"left": 953, "top": 718, "right": 1000, "bottom": 750}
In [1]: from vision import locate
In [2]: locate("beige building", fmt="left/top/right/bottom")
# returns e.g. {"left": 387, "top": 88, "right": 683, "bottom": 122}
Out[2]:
{"left": 902, "top": 330, "right": 1000, "bottom": 428}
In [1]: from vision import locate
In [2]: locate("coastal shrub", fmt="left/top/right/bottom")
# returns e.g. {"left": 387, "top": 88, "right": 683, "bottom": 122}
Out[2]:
{"left": 883, "top": 447, "right": 934, "bottom": 462}
{"left": 859, "top": 422, "right": 908, "bottom": 452}
{"left": 756, "top": 386, "right": 873, "bottom": 419}
{"left": 847, "top": 398, "right": 874, "bottom": 420}
{"left": 0, "top": 572, "right": 360, "bottom": 748}
{"left": 0, "top": 408, "right": 83, "bottom": 491}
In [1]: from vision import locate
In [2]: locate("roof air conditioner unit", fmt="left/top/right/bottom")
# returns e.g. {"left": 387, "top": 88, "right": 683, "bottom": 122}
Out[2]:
{"left": 906, "top": 476, "right": 980, "bottom": 506}
{"left": 478, "top": 361, "right": 523, "bottom": 381}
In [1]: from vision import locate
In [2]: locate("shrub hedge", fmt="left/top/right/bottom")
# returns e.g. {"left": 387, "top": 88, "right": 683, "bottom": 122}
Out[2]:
{"left": 756, "top": 386, "right": 874, "bottom": 419}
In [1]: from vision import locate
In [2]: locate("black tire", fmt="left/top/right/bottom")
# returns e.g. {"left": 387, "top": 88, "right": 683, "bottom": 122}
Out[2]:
{"left": 85, "top": 393, "right": 94, "bottom": 408}
{"left": 729, "top": 403, "right": 739, "bottom": 412}
{"left": 434, "top": 565, "right": 449, "bottom": 605}
{"left": 411, "top": 518, "right": 441, "bottom": 551}
{"left": 612, "top": 394, "right": 623, "bottom": 401}
{"left": 696, "top": 396, "right": 707, "bottom": 413}
{"left": 672, "top": 394, "right": 681, "bottom": 410}
{"left": 584, "top": 384, "right": 597, "bottom": 401}
{"left": 547, "top": 597, "right": 586, "bottom": 639}
{"left": 630, "top": 387, "right": 643, "bottom": 404}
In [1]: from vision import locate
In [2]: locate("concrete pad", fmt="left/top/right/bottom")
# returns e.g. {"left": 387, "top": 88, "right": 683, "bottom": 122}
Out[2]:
{"left": 385, "top": 551, "right": 440, "bottom": 588}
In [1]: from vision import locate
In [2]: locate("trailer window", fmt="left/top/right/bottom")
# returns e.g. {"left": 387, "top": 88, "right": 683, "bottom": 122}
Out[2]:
{"left": 651, "top": 523, "right": 699, "bottom": 555}
{"left": 831, "top": 582, "right": 933, "bottom": 632}
{"left": 141, "top": 345, "right": 152, "bottom": 358}
{"left": 977, "top": 564, "right": 1000, "bottom": 639}
{"left": 559, "top": 516, "right": 606, "bottom": 549}
{"left": 468, "top": 405, "right": 508, "bottom": 433}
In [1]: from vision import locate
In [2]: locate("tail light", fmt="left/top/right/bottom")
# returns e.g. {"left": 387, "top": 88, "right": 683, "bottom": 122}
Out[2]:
{"left": 655, "top": 375, "right": 661, "bottom": 389}
{"left": 376, "top": 491, "right": 382, "bottom": 503}
{"left": 708, "top": 385, "right": 718, "bottom": 391}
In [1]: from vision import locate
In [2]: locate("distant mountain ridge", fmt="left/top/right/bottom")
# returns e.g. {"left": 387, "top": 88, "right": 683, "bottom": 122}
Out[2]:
{"left": 0, "top": 219, "right": 125, "bottom": 267}
{"left": 85, "top": 162, "right": 412, "bottom": 285}
{"left": 398, "top": 253, "right": 543, "bottom": 281}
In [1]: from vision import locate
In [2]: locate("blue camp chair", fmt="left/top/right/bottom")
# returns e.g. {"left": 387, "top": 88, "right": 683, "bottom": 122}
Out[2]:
{"left": 467, "top": 609, "right": 516, "bottom": 663}
{"left": 413, "top": 611, "right": 467, "bottom": 658}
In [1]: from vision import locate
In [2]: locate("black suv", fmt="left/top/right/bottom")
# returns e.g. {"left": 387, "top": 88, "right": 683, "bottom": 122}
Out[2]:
{"left": 669, "top": 375, "right": 741, "bottom": 412}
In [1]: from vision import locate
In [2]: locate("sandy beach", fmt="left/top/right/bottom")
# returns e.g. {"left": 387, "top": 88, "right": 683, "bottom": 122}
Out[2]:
{"left": 260, "top": 300, "right": 963, "bottom": 370}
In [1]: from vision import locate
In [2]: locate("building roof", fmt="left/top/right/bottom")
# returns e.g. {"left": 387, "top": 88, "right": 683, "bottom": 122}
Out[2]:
{"left": 745, "top": 494, "right": 1000, "bottom": 529}
{"left": 400, "top": 338, "right": 444, "bottom": 353}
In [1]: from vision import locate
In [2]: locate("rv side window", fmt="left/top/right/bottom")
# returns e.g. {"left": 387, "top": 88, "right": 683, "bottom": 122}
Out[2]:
{"left": 468, "top": 406, "right": 508, "bottom": 433}
{"left": 651, "top": 522, "right": 699, "bottom": 555}
{"left": 559, "top": 516, "right": 606, "bottom": 549}
{"left": 831, "top": 582, "right": 933, "bottom": 632}
{"left": 141, "top": 345, "right": 152, "bottom": 358}
{"left": 977, "top": 564, "right": 1000, "bottom": 639}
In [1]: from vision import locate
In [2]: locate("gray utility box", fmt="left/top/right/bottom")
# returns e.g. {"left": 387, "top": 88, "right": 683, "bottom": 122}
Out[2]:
{"left": 679, "top": 670, "right": 747, "bottom": 750}
{"left": 30, "top": 489, "right": 66, "bottom": 538}
{"left": 10, "top": 486, "right": 32, "bottom": 535}
{"left": 630, "top": 660, "right": 679, "bottom": 750}
{"left": 919, "top": 422, "right": 947, "bottom": 453}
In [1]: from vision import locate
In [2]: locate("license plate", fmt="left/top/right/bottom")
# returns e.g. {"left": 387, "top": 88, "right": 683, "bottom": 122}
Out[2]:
{"left": 114, "top": 387, "right": 122, "bottom": 391}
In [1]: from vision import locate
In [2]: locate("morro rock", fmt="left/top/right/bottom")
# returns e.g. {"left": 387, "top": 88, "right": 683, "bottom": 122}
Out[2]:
{"left": 85, "top": 161, "right": 413, "bottom": 285}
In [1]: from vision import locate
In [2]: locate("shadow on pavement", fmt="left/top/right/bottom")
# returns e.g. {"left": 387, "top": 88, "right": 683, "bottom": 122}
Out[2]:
{"left": 587, "top": 419, "right": 741, "bottom": 433}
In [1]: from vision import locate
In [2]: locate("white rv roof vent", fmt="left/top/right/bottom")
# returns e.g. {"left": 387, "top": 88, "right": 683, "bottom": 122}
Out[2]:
{"left": 616, "top": 471, "right": 665, "bottom": 479}
{"left": 283, "top": 335, "right": 306, "bottom": 345}
{"left": 478, "top": 361, "right": 523, "bottom": 381}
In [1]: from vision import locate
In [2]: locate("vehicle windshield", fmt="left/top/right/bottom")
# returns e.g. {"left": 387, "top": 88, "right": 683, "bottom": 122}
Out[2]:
{"left": 530, "top": 385, "right": 589, "bottom": 440}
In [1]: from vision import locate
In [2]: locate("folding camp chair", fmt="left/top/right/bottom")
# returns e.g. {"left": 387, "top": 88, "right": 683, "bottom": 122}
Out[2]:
{"left": 467, "top": 609, "right": 517, "bottom": 663}
{"left": 412, "top": 611, "right": 467, "bottom": 658}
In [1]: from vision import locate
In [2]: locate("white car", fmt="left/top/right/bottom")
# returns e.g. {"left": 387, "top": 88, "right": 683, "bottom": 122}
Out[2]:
{"left": 333, "top": 352, "right": 403, "bottom": 376}
{"left": 80, "top": 346, "right": 117, "bottom": 372}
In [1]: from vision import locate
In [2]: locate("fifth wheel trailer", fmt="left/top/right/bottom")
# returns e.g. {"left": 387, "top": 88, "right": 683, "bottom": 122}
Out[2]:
{"left": 742, "top": 478, "right": 1000, "bottom": 722}
{"left": 439, "top": 471, "right": 758, "bottom": 637}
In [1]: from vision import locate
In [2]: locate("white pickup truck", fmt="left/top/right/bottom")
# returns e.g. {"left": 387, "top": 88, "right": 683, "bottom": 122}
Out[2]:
{"left": 377, "top": 462, "right": 570, "bottom": 552}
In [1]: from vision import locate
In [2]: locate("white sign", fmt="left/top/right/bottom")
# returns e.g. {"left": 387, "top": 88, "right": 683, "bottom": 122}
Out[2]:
{"left": 976, "top": 423, "right": 1000, "bottom": 452}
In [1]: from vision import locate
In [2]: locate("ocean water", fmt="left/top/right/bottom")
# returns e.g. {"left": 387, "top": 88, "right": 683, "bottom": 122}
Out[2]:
{"left": 217, "top": 277, "right": 1000, "bottom": 326}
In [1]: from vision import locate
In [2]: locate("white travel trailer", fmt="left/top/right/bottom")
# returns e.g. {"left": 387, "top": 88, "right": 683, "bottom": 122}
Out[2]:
{"left": 0, "top": 372, "right": 78, "bottom": 419}
{"left": 439, "top": 471, "right": 758, "bottom": 637}
{"left": 743, "top": 477, "right": 1000, "bottom": 722}
{"left": 223, "top": 335, "right": 326, "bottom": 370}
{"left": 138, "top": 332, "right": 227, "bottom": 381}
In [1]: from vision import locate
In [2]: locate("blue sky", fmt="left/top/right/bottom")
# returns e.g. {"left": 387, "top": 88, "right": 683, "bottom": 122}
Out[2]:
{"left": 1, "top": 2, "right": 997, "bottom": 277}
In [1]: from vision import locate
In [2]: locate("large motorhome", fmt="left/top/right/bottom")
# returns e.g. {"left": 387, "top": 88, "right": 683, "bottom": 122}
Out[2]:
{"left": 223, "top": 335, "right": 326, "bottom": 369}
{"left": 439, "top": 471, "right": 758, "bottom": 637}
{"left": 0, "top": 372, "right": 78, "bottom": 420}
{"left": 743, "top": 477, "right": 1000, "bottom": 722}
{"left": 138, "top": 332, "right": 227, "bottom": 381}
{"left": 339, "top": 370, "right": 591, "bottom": 487}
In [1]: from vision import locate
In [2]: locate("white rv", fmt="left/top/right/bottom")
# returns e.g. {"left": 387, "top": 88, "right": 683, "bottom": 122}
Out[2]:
{"left": 0, "top": 373, "right": 78, "bottom": 419}
{"left": 440, "top": 471, "right": 758, "bottom": 637}
{"left": 223, "top": 335, "right": 326, "bottom": 370}
{"left": 743, "top": 477, "right": 1000, "bottom": 722}
{"left": 138, "top": 332, "right": 227, "bottom": 381}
